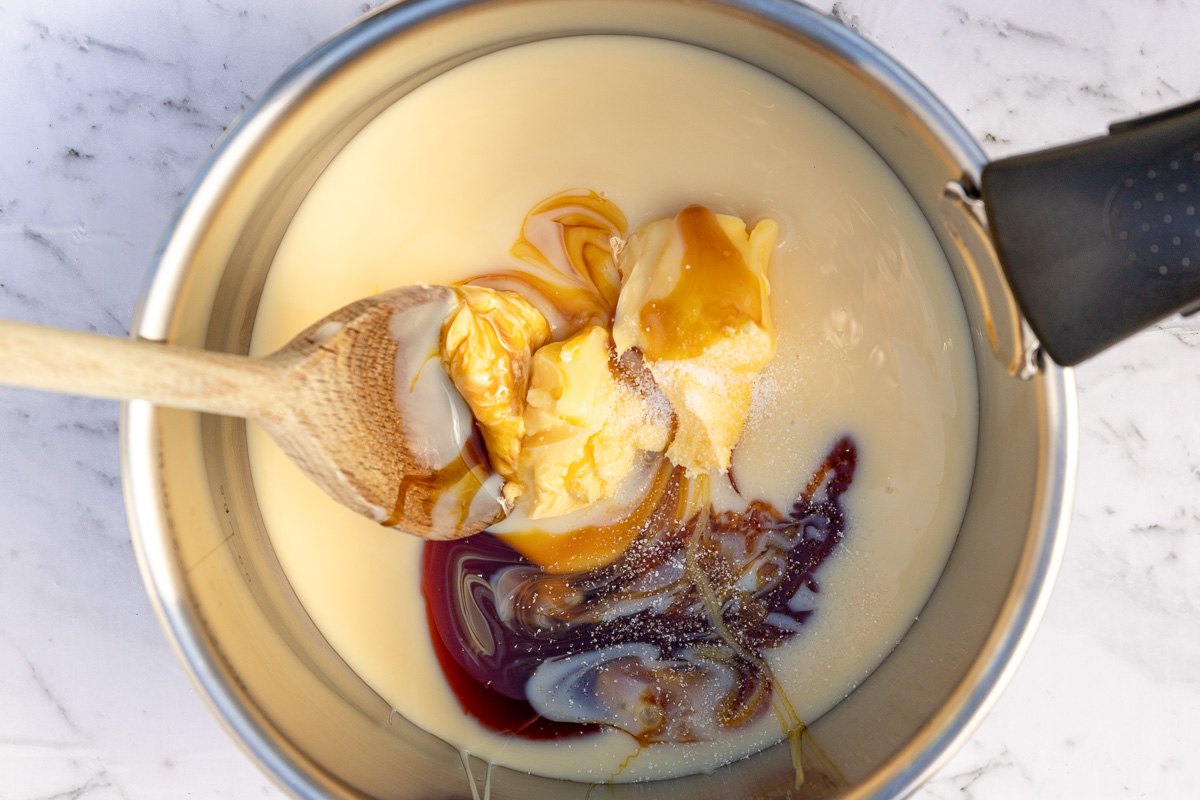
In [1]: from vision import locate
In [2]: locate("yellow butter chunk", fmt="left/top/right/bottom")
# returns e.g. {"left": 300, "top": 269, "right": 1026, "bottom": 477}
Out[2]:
{"left": 612, "top": 206, "right": 778, "bottom": 475}
{"left": 440, "top": 286, "right": 551, "bottom": 483}
{"left": 515, "top": 325, "right": 669, "bottom": 519}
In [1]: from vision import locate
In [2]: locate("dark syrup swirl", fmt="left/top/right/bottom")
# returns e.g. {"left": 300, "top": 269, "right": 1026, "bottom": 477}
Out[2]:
{"left": 422, "top": 437, "right": 857, "bottom": 744}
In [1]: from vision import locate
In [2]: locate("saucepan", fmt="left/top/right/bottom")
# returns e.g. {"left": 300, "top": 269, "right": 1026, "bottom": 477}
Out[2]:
{"left": 121, "top": 0, "right": 1200, "bottom": 798}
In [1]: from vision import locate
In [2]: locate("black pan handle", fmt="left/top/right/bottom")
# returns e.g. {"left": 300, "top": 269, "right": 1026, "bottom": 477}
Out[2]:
{"left": 981, "top": 99, "right": 1200, "bottom": 366}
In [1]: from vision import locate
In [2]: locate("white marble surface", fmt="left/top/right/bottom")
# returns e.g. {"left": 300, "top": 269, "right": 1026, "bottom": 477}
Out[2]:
{"left": 2, "top": 0, "right": 1199, "bottom": 797}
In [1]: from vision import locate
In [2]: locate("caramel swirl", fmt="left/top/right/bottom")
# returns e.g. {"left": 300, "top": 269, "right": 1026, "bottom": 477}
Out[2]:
{"left": 466, "top": 189, "right": 627, "bottom": 338}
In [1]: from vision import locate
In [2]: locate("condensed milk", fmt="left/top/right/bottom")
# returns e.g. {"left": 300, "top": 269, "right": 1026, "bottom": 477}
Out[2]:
{"left": 247, "top": 35, "right": 978, "bottom": 782}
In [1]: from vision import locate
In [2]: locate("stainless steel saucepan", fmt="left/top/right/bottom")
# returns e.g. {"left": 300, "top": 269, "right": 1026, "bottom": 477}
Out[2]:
{"left": 122, "top": 1, "right": 1200, "bottom": 797}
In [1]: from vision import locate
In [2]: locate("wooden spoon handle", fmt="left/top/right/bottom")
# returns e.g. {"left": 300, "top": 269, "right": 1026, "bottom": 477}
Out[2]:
{"left": 0, "top": 318, "right": 286, "bottom": 419}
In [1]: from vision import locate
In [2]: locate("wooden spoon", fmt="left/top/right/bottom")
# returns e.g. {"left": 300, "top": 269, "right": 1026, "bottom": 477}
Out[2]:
{"left": 0, "top": 284, "right": 505, "bottom": 540}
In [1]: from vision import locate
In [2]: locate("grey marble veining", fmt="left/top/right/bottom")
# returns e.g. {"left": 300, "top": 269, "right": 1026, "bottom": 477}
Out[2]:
{"left": 2, "top": 0, "right": 1200, "bottom": 797}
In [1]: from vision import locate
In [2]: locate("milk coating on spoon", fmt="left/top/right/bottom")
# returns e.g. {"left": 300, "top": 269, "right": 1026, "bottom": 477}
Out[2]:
{"left": 247, "top": 36, "right": 978, "bottom": 782}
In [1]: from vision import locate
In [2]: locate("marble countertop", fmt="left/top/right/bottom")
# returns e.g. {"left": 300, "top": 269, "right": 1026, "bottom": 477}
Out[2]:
{"left": 3, "top": 0, "right": 1199, "bottom": 797}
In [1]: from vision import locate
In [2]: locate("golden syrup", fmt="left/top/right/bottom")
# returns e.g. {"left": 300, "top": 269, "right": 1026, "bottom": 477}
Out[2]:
{"left": 638, "top": 206, "right": 766, "bottom": 361}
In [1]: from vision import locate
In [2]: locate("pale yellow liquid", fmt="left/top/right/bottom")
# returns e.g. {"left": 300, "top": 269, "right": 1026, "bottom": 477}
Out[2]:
{"left": 247, "top": 36, "right": 978, "bottom": 782}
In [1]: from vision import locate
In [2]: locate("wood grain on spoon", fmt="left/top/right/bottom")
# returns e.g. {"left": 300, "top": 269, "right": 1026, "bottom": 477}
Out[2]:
{"left": 0, "top": 285, "right": 505, "bottom": 540}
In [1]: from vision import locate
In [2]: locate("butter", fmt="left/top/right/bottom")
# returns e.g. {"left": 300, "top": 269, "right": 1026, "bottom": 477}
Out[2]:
{"left": 613, "top": 206, "right": 778, "bottom": 475}
{"left": 440, "top": 286, "right": 551, "bottom": 484}
{"left": 513, "top": 325, "right": 669, "bottom": 518}
{"left": 440, "top": 205, "right": 778, "bottom": 530}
